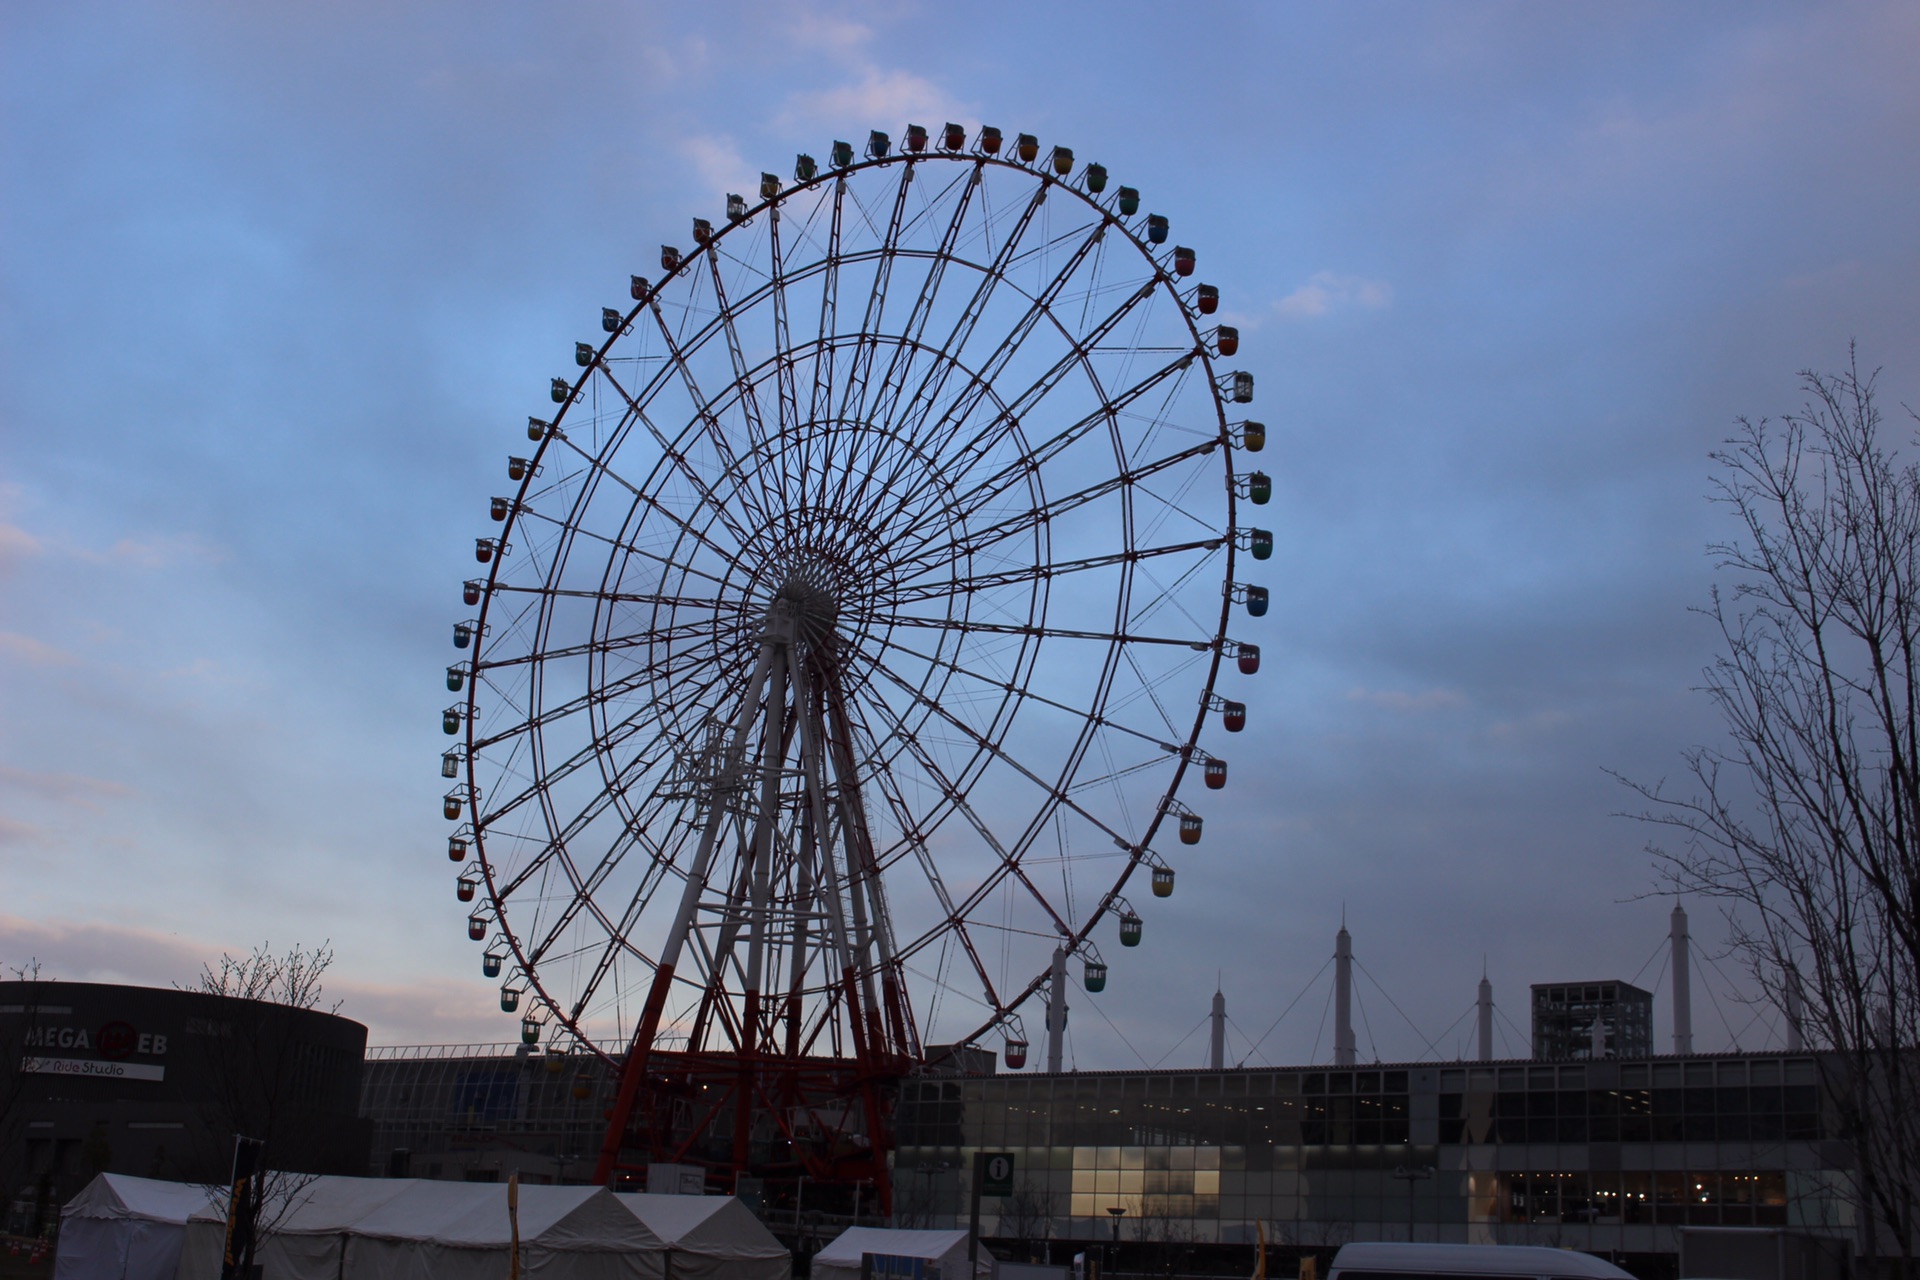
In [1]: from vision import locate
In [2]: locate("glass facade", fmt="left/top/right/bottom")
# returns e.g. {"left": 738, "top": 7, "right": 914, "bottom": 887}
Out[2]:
{"left": 1530, "top": 982, "right": 1654, "bottom": 1061}
{"left": 892, "top": 1054, "right": 1854, "bottom": 1253}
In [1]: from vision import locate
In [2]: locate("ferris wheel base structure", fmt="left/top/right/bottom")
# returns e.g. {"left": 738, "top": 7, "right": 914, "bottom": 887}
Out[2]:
{"left": 593, "top": 1045, "right": 900, "bottom": 1207}
{"left": 447, "top": 122, "right": 1266, "bottom": 1217}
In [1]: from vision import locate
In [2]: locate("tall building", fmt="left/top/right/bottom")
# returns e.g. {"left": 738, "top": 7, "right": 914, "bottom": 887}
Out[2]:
{"left": 1530, "top": 981, "right": 1653, "bottom": 1061}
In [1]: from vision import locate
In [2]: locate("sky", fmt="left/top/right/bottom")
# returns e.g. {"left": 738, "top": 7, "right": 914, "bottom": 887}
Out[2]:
{"left": 3, "top": 1, "right": 1917, "bottom": 1068}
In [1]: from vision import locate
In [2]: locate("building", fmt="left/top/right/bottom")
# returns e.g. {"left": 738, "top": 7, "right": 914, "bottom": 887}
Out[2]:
{"left": 353, "top": 1043, "right": 1856, "bottom": 1271}
{"left": 0, "top": 981, "right": 371, "bottom": 1238}
{"left": 890, "top": 1051, "right": 1850, "bottom": 1266}
{"left": 358, "top": 1042, "right": 611, "bottom": 1184}
{"left": 1531, "top": 981, "right": 1655, "bottom": 1061}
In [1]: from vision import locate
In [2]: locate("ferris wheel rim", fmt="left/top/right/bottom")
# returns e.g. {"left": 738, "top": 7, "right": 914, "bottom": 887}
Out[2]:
{"left": 458, "top": 136, "right": 1248, "bottom": 1062}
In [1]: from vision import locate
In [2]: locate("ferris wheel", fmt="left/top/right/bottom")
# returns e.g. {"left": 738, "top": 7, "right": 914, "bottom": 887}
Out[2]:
{"left": 442, "top": 123, "right": 1266, "bottom": 1191}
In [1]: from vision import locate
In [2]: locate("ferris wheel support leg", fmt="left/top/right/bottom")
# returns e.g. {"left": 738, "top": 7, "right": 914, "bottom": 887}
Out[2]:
{"left": 593, "top": 633, "right": 782, "bottom": 1186}
{"left": 733, "top": 987, "right": 760, "bottom": 1178}
{"left": 593, "top": 962, "right": 677, "bottom": 1184}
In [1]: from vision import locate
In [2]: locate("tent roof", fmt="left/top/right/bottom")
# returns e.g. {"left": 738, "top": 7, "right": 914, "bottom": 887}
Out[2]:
{"left": 1331, "top": 1245, "right": 1635, "bottom": 1280}
{"left": 356, "top": 1181, "right": 646, "bottom": 1249}
{"left": 183, "top": 1177, "right": 661, "bottom": 1251}
{"left": 63, "top": 1174, "right": 220, "bottom": 1225}
{"left": 613, "top": 1194, "right": 789, "bottom": 1259}
{"left": 817, "top": 1227, "right": 972, "bottom": 1266}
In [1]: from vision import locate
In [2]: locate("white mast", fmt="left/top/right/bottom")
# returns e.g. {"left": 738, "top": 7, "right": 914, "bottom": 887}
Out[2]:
{"left": 1334, "top": 922, "right": 1356, "bottom": 1066}
{"left": 1671, "top": 902, "right": 1692, "bottom": 1055}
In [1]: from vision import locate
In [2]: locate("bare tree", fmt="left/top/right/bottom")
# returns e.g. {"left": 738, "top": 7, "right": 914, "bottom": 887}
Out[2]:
{"left": 1, "top": 959, "right": 58, "bottom": 1238}
{"left": 1622, "top": 352, "right": 1920, "bottom": 1277}
{"left": 178, "top": 942, "right": 346, "bottom": 1244}
{"left": 188, "top": 942, "right": 340, "bottom": 1013}
{"left": 995, "top": 1177, "right": 1055, "bottom": 1261}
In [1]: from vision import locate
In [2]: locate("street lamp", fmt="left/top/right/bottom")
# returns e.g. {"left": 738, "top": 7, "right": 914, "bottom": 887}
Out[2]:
{"left": 1106, "top": 1206, "right": 1126, "bottom": 1280}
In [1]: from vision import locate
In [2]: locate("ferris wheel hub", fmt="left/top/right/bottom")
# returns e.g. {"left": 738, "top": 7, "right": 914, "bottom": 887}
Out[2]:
{"left": 772, "top": 575, "right": 841, "bottom": 640}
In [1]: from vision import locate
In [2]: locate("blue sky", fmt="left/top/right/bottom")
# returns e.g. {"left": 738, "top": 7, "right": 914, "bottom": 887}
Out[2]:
{"left": 3, "top": 1, "right": 1917, "bottom": 1066}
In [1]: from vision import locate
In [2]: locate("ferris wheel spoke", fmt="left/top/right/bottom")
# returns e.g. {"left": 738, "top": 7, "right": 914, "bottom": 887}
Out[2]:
{"left": 601, "top": 322, "right": 774, "bottom": 546}
{"left": 808, "top": 177, "right": 847, "bottom": 427}
{"left": 891, "top": 440, "right": 1222, "bottom": 587}
{"left": 829, "top": 162, "right": 915, "bottom": 497}
{"left": 539, "top": 431, "right": 755, "bottom": 580}
{"left": 864, "top": 649, "right": 1159, "bottom": 869}
{"left": 885, "top": 217, "right": 1115, "bottom": 465}
{"left": 474, "top": 612, "right": 728, "bottom": 681}
{"left": 884, "top": 341, "right": 1194, "bottom": 573}
{"left": 1125, "top": 544, "right": 1230, "bottom": 640}
{"left": 852, "top": 162, "right": 983, "bottom": 437}
{"left": 514, "top": 500, "right": 740, "bottom": 605}
{"left": 860, "top": 625, "right": 1188, "bottom": 761}
{"left": 517, "top": 829, "right": 662, "bottom": 970}
{"left": 474, "top": 649, "right": 744, "bottom": 796}
{"left": 702, "top": 244, "right": 773, "bottom": 460}
{"left": 854, "top": 680, "right": 1069, "bottom": 936}
{"left": 490, "top": 581, "right": 736, "bottom": 612}
{"left": 481, "top": 716, "right": 674, "bottom": 853}
{"left": 765, "top": 206, "right": 801, "bottom": 498}
{"left": 879, "top": 182, "right": 1050, "bottom": 447}
{"left": 842, "top": 705, "right": 1012, "bottom": 1016}
{"left": 888, "top": 535, "right": 1225, "bottom": 608}
{"left": 859, "top": 611, "right": 1205, "bottom": 650}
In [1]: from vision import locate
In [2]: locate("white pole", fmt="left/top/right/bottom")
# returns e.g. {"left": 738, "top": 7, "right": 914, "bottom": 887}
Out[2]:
{"left": 1334, "top": 925, "right": 1356, "bottom": 1066}
{"left": 1476, "top": 973, "right": 1493, "bottom": 1062}
{"left": 1047, "top": 946, "right": 1068, "bottom": 1073}
{"left": 1671, "top": 903, "right": 1692, "bottom": 1055}
{"left": 1210, "top": 985, "right": 1227, "bottom": 1071}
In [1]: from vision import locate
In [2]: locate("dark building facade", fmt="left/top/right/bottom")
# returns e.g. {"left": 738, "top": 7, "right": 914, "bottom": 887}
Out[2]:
{"left": 1, "top": 981, "right": 371, "bottom": 1237}
{"left": 891, "top": 1052, "right": 1853, "bottom": 1259}
{"left": 358, "top": 1042, "right": 611, "bottom": 1184}
{"left": 354, "top": 1044, "right": 1860, "bottom": 1264}
{"left": 1531, "top": 982, "right": 1655, "bottom": 1062}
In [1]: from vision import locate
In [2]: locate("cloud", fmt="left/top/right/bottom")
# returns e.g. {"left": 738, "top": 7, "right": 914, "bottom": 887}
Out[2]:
{"left": 0, "top": 914, "right": 209, "bottom": 987}
{"left": 0, "top": 524, "right": 42, "bottom": 572}
{"left": 0, "top": 816, "right": 44, "bottom": 847}
{"left": 787, "top": 11, "right": 875, "bottom": 56}
{"left": 0, "top": 632, "right": 78, "bottom": 667}
{"left": 676, "top": 133, "right": 758, "bottom": 202}
{"left": 1487, "top": 709, "right": 1573, "bottom": 740}
{"left": 1347, "top": 685, "right": 1469, "bottom": 713}
{"left": 91, "top": 532, "right": 226, "bottom": 569}
{"left": 0, "top": 765, "right": 133, "bottom": 805}
{"left": 779, "top": 68, "right": 969, "bottom": 135}
{"left": 321, "top": 974, "right": 517, "bottom": 1046}
{"left": 1274, "top": 271, "right": 1394, "bottom": 321}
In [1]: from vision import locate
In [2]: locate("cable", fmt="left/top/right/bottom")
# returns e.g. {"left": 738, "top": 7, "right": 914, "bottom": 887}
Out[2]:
{"left": 1241, "top": 955, "right": 1335, "bottom": 1062}
{"left": 1150, "top": 1011, "right": 1212, "bottom": 1070}
{"left": 1627, "top": 932, "right": 1669, "bottom": 988}
{"left": 1352, "top": 973, "right": 1381, "bottom": 1063}
{"left": 1422, "top": 1002, "right": 1477, "bottom": 1061}
{"left": 1081, "top": 987, "right": 1151, "bottom": 1069}
{"left": 1354, "top": 956, "right": 1448, "bottom": 1062}
{"left": 1493, "top": 1003, "right": 1529, "bottom": 1058}
{"left": 1224, "top": 1014, "right": 1262, "bottom": 1067}
{"left": 1309, "top": 974, "right": 1336, "bottom": 1064}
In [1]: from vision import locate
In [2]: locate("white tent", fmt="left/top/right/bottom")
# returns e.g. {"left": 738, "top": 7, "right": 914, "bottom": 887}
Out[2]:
{"left": 812, "top": 1228, "right": 989, "bottom": 1280}
{"left": 55, "top": 1173, "right": 221, "bottom": 1280}
{"left": 613, "top": 1193, "right": 790, "bottom": 1280}
{"left": 170, "top": 1175, "right": 786, "bottom": 1280}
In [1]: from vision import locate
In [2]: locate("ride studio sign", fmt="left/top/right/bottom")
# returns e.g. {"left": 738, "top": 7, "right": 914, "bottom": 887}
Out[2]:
{"left": 21, "top": 1020, "right": 169, "bottom": 1080}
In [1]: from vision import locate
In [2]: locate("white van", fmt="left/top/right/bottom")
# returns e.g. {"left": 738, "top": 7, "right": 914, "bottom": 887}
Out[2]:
{"left": 1329, "top": 1243, "right": 1637, "bottom": 1280}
